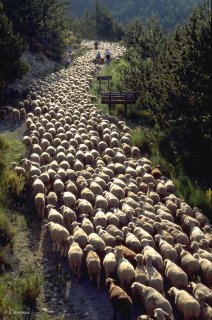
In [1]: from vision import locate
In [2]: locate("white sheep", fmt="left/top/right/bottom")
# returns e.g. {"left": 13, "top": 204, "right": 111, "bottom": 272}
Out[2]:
{"left": 168, "top": 287, "right": 200, "bottom": 320}
{"left": 67, "top": 236, "right": 83, "bottom": 282}
{"left": 103, "top": 246, "right": 117, "bottom": 278}
{"left": 35, "top": 193, "right": 45, "bottom": 217}
{"left": 164, "top": 259, "right": 188, "bottom": 289}
{"left": 88, "top": 232, "right": 106, "bottom": 252}
{"left": 45, "top": 222, "right": 70, "bottom": 256}
{"left": 115, "top": 246, "right": 135, "bottom": 290}
{"left": 145, "top": 255, "right": 164, "bottom": 296}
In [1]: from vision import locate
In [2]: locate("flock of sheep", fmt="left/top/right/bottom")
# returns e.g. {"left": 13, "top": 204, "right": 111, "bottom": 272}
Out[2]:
{"left": 9, "top": 41, "right": 212, "bottom": 320}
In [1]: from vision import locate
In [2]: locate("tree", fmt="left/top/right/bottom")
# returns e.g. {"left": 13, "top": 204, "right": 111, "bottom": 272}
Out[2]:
{"left": 0, "top": 3, "right": 25, "bottom": 95}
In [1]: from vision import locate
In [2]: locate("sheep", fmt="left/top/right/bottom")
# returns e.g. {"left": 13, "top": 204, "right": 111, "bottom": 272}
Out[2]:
{"left": 106, "top": 224, "right": 124, "bottom": 241}
{"left": 141, "top": 239, "right": 163, "bottom": 273}
{"left": 193, "top": 253, "right": 212, "bottom": 287}
{"left": 187, "top": 219, "right": 206, "bottom": 243}
{"left": 191, "top": 241, "right": 212, "bottom": 261}
{"left": 106, "top": 278, "right": 132, "bottom": 320}
{"left": 131, "top": 282, "right": 173, "bottom": 319}
{"left": 145, "top": 255, "right": 164, "bottom": 295}
{"left": 188, "top": 282, "right": 212, "bottom": 307}
{"left": 93, "top": 209, "right": 107, "bottom": 229}
{"left": 164, "top": 259, "right": 188, "bottom": 289}
{"left": 194, "top": 209, "right": 210, "bottom": 228}
{"left": 134, "top": 254, "right": 147, "bottom": 285}
{"left": 88, "top": 232, "right": 106, "bottom": 253}
{"left": 45, "top": 222, "right": 70, "bottom": 256}
{"left": 46, "top": 192, "right": 58, "bottom": 207}
{"left": 84, "top": 244, "right": 101, "bottom": 290}
{"left": 103, "top": 191, "right": 120, "bottom": 209}
{"left": 129, "top": 223, "right": 156, "bottom": 249}
{"left": 122, "top": 226, "right": 141, "bottom": 253}
{"left": 202, "top": 225, "right": 212, "bottom": 248}
{"left": 154, "top": 234, "right": 178, "bottom": 262}
{"left": 199, "top": 295, "right": 212, "bottom": 320}
{"left": 81, "top": 214, "right": 94, "bottom": 235}
{"left": 67, "top": 236, "right": 83, "bottom": 282}
{"left": 62, "top": 191, "right": 76, "bottom": 209}
{"left": 96, "top": 226, "right": 116, "bottom": 247}
{"left": 76, "top": 199, "right": 94, "bottom": 218}
{"left": 168, "top": 287, "right": 200, "bottom": 320}
{"left": 32, "top": 177, "right": 45, "bottom": 194}
{"left": 175, "top": 243, "right": 200, "bottom": 280}
{"left": 105, "top": 211, "right": 120, "bottom": 228}
{"left": 47, "top": 205, "right": 63, "bottom": 225}
{"left": 72, "top": 222, "right": 88, "bottom": 248}
{"left": 53, "top": 178, "right": 65, "bottom": 194}
{"left": 166, "top": 226, "right": 190, "bottom": 247}
{"left": 115, "top": 246, "right": 135, "bottom": 290}
{"left": 103, "top": 247, "right": 118, "bottom": 278}
{"left": 95, "top": 195, "right": 108, "bottom": 210}
{"left": 35, "top": 193, "right": 45, "bottom": 217}
{"left": 60, "top": 205, "right": 76, "bottom": 231}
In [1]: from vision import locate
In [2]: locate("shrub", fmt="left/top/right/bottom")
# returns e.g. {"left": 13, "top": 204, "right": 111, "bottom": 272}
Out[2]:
{"left": 15, "top": 273, "right": 42, "bottom": 307}
{"left": 0, "top": 208, "right": 15, "bottom": 247}
{"left": 3, "top": 170, "right": 25, "bottom": 198}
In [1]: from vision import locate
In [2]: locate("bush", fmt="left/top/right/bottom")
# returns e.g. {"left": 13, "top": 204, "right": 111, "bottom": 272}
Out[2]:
{"left": 15, "top": 273, "right": 42, "bottom": 307}
{"left": 3, "top": 170, "right": 25, "bottom": 198}
{"left": 0, "top": 208, "right": 15, "bottom": 247}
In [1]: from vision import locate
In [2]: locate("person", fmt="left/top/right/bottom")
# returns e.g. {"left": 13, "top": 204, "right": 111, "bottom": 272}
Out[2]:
{"left": 94, "top": 40, "right": 99, "bottom": 50}
{"left": 64, "top": 53, "right": 71, "bottom": 69}
{"left": 96, "top": 51, "right": 101, "bottom": 59}
{"left": 105, "top": 48, "right": 111, "bottom": 61}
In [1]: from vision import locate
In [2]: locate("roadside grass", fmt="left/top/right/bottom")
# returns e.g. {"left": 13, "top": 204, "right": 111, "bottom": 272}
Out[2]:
{"left": 92, "top": 58, "right": 212, "bottom": 218}
{"left": 0, "top": 133, "right": 43, "bottom": 316}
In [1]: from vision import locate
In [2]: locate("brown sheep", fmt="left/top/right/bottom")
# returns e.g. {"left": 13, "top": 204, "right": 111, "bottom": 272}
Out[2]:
{"left": 106, "top": 278, "right": 132, "bottom": 320}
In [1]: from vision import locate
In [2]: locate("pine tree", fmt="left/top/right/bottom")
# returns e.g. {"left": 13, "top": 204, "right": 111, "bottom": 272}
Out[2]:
{"left": 0, "top": 4, "right": 25, "bottom": 94}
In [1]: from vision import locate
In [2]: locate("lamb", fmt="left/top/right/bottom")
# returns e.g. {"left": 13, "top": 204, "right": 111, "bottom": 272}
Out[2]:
{"left": 88, "top": 232, "right": 106, "bottom": 253}
{"left": 103, "top": 247, "right": 118, "bottom": 278}
{"left": 131, "top": 282, "right": 173, "bottom": 319}
{"left": 67, "top": 236, "right": 83, "bottom": 282}
{"left": 164, "top": 259, "right": 188, "bottom": 289}
{"left": 35, "top": 193, "right": 45, "bottom": 217}
{"left": 84, "top": 244, "right": 101, "bottom": 290}
{"left": 45, "top": 222, "right": 71, "bottom": 256}
{"left": 145, "top": 256, "right": 164, "bottom": 295}
{"left": 175, "top": 243, "right": 200, "bottom": 280}
{"left": 106, "top": 278, "right": 132, "bottom": 320}
{"left": 168, "top": 287, "right": 200, "bottom": 320}
{"left": 154, "top": 234, "right": 178, "bottom": 262}
{"left": 115, "top": 246, "right": 135, "bottom": 290}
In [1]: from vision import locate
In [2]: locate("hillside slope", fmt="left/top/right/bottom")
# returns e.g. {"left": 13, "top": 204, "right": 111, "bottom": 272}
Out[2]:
{"left": 68, "top": 0, "right": 203, "bottom": 30}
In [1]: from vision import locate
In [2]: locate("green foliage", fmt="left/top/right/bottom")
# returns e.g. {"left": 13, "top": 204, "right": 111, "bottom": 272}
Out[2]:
{"left": 0, "top": 4, "right": 26, "bottom": 92}
{"left": 15, "top": 273, "right": 43, "bottom": 307}
{"left": 2, "top": 0, "right": 70, "bottom": 58}
{"left": 73, "top": 0, "right": 124, "bottom": 41}
{"left": 69, "top": 0, "right": 202, "bottom": 31}
{"left": 0, "top": 208, "right": 15, "bottom": 247}
{"left": 3, "top": 170, "right": 25, "bottom": 198}
{"left": 121, "top": 4, "right": 211, "bottom": 186}
{"left": 0, "top": 272, "right": 42, "bottom": 318}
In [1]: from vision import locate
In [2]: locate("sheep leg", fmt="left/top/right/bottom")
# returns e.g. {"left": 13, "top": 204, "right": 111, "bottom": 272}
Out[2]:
{"left": 88, "top": 270, "right": 93, "bottom": 284}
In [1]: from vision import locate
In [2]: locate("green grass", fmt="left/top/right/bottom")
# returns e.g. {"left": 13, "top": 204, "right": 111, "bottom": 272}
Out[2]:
{"left": 1, "top": 132, "right": 25, "bottom": 165}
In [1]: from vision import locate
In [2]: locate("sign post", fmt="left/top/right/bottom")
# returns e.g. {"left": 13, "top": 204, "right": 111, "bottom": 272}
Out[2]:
{"left": 97, "top": 76, "right": 112, "bottom": 89}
